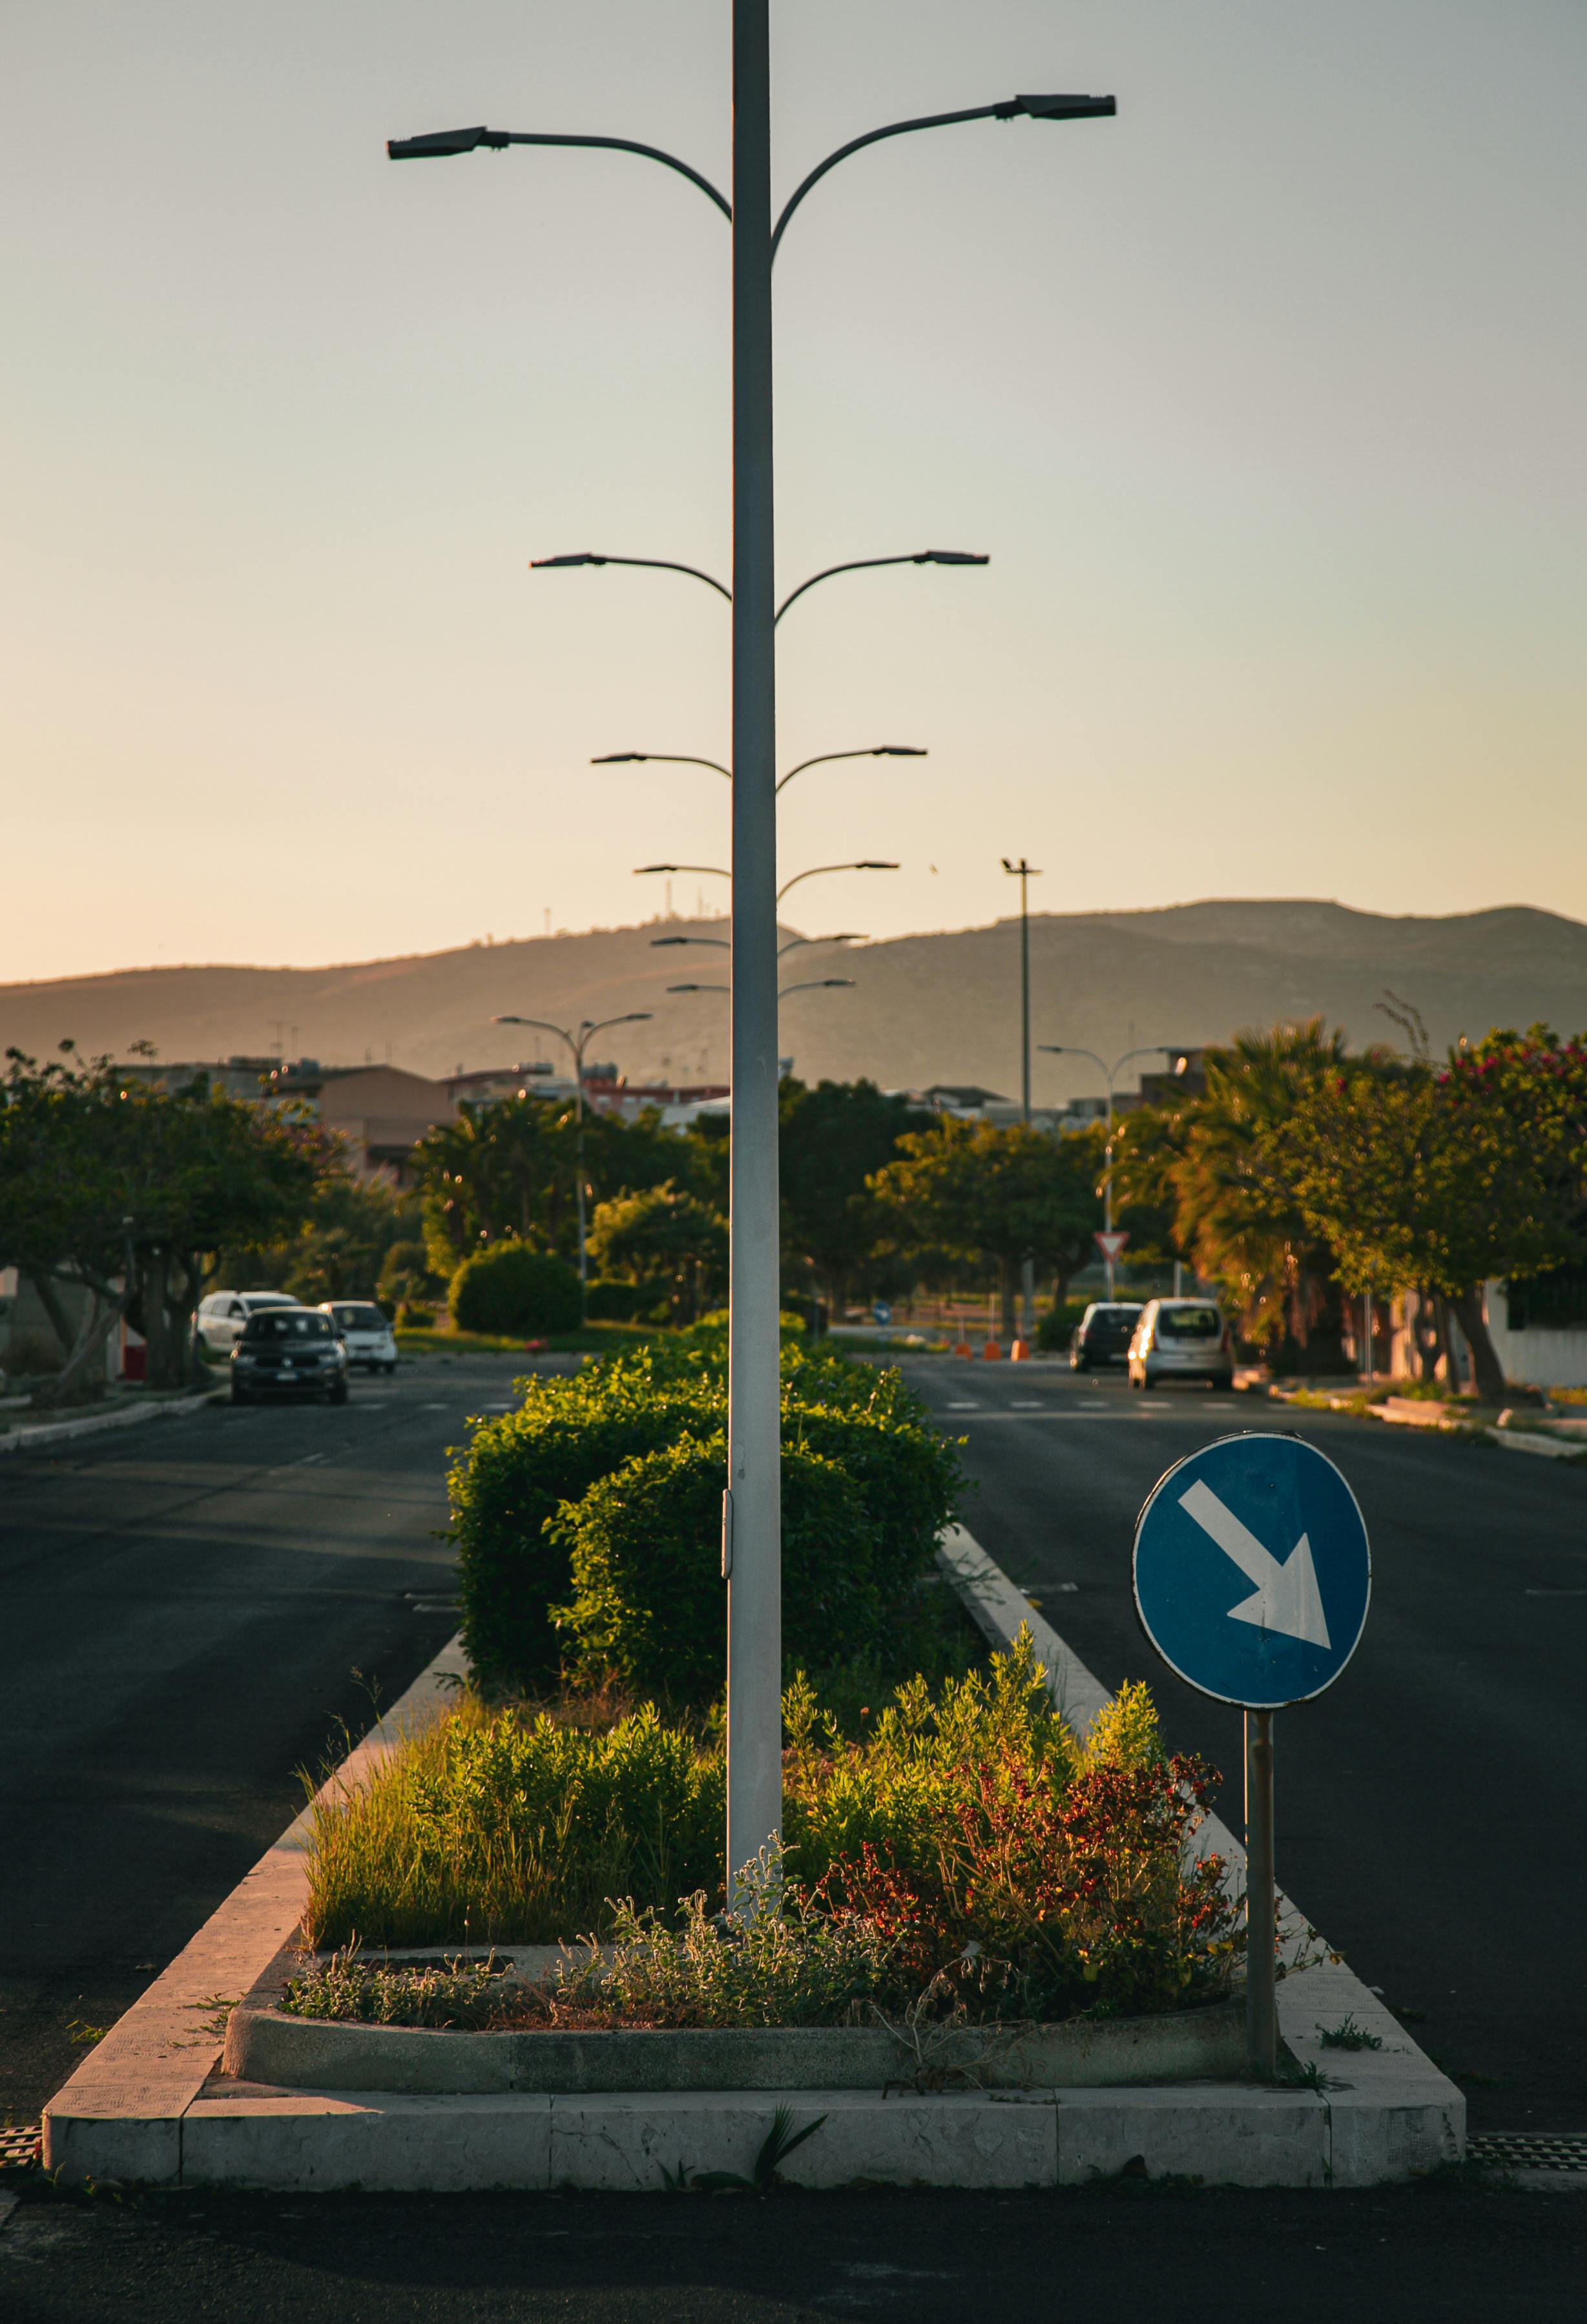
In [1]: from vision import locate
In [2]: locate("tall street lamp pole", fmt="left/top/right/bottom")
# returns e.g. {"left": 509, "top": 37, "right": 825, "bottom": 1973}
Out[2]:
{"left": 1002, "top": 857, "right": 1041, "bottom": 1344}
{"left": 1038, "top": 1042, "right": 1174, "bottom": 1298}
{"left": 491, "top": 1011, "right": 652, "bottom": 1317}
{"left": 389, "top": 61, "right": 1115, "bottom": 1890}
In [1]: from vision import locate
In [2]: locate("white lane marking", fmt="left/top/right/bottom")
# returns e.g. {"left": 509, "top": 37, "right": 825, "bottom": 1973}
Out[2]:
{"left": 944, "top": 1400, "right": 982, "bottom": 1411}
{"left": 1010, "top": 1399, "right": 1046, "bottom": 1409}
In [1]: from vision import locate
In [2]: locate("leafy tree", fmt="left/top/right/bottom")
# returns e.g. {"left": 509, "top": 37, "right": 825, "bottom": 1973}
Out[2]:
{"left": 1113, "top": 1023, "right": 1360, "bottom": 1373}
{"left": 587, "top": 1180, "right": 729, "bottom": 1325}
{"left": 1282, "top": 1026, "right": 1587, "bottom": 1399}
{"left": 867, "top": 1117, "right": 1103, "bottom": 1339}
{"left": 778, "top": 1077, "right": 933, "bottom": 1314}
{"left": 413, "top": 1096, "right": 685, "bottom": 1274}
{"left": 216, "top": 1171, "right": 420, "bottom": 1306}
{"left": 0, "top": 1045, "right": 325, "bottom": 1399}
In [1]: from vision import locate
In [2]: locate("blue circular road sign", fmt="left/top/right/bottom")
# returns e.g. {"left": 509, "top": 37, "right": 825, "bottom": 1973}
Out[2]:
{"left": 1133, "top": 1433, "right": 1371, "bottom": 1709}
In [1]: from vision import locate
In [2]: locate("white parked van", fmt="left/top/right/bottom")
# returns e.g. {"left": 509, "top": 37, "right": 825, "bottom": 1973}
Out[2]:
{"left": 1126, "top": 1299, "right": 1234, "bottom": 1390}
{"left": 318, "top": 1301, "right": 399, "bottom": 1376}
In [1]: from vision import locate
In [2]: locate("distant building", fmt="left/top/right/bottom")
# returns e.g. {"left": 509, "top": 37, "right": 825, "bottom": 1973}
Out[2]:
{"left": 116, "top": 1055, "right": 457, "bottom": 1188}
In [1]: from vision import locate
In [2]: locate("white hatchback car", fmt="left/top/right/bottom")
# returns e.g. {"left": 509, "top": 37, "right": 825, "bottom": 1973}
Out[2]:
{"left": 196, "top": 1289, "right": 301, "bottom": 1356}
{"left": 319, "top": 1300, "right": 399, "bottom": 1376}
{"left": 1127, "top": 1298, "right": 1235, "bottom": 1390}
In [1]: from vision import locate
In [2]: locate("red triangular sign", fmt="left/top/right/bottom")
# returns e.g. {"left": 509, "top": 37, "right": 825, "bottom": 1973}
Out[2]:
{"left": 1094, "top": 1230, "right": 1130, "bottom": 1262}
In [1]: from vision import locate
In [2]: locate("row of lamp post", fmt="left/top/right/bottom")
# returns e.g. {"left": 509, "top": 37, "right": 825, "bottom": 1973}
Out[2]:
{"left": 388, "top": 41, "right": 1117, "bottom": 1890}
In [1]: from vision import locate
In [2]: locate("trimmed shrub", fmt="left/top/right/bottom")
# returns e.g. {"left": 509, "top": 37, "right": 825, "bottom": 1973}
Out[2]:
{"left": 450, "top": 1243, "right": 581, "bottom": 1337}
{"left": 450, "top": 1335, "right": 960, "bottom": 1701}
{"left": 452, "top": 1361, "right": 724, "bottom": 1687}
{"left": 553, "top": 1436, "right": 880, "bottom": 1703}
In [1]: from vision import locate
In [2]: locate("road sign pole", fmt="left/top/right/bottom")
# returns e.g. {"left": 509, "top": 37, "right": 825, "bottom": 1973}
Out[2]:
{"left": 1244, "top": 1707, "right": 1277, "bottom": 2080}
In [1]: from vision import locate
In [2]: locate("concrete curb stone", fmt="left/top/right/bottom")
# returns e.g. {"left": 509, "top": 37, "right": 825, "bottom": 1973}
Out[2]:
{"left": 0, "top": 1385, "right": 227, "bottom": 1456}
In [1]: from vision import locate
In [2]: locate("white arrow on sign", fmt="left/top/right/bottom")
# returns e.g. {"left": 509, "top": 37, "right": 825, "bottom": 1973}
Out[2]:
{"left": 1177, "top": 1478, "right": 1332, "bottom": 1649}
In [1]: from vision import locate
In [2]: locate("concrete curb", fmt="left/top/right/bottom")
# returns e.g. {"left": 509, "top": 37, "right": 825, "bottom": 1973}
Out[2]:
{"left": 0, "top": 1385, "right": 227, "bottom": 1456}
{"left": 1485, "top": 1426, "right": 1584, "bottom": 1461}
{"left": 223, "top": 1996, "right": 1247, "bottom": 2096}
{"left": 937, "top": 1523, "right": 1465, "bottom": 2188}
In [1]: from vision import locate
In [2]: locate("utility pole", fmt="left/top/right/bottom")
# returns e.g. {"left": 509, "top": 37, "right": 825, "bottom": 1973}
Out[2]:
{"left": 1002, "top": 857, "right": 1041, "bottom": 1345}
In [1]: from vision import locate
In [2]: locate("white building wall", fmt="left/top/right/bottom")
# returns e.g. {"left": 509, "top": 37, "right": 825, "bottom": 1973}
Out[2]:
{"left": 1484, "top": 1278, "right": 1587, "bottom": 1388}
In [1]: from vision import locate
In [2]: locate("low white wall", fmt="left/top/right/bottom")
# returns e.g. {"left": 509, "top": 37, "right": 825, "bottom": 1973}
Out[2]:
{"left": 1484, "top": 1279, "right": 1587, "bottom": 1388}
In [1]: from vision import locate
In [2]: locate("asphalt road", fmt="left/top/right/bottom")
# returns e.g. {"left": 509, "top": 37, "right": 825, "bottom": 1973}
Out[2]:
{"left": 0, "top": 1355, "right": 528, "bottom": 2128}
{"left": 2, "top": 2179, "right": 1582, "bottom": 2321}
{"left": 897, "top": 1356, "right": 1587, "bottom": 2137}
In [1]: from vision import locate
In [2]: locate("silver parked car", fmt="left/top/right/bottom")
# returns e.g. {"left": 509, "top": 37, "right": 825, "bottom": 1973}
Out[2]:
{"left": 196, "top": 1288, "right": 300, "bottom": 1356}
{"left": 318, "top": 1300, "right": 399, "bottom": 1376}
{"left": 1126, "top": 1299, "right": 1234, "bottom": 1390}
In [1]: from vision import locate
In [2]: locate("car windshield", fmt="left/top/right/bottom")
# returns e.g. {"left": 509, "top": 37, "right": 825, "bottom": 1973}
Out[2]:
{"left": 331, "top": 1304, "right": 386, "bottom": 1330}
{"left": 1157, "top": 1306, "right": 1223, "bottom": 1341}
{"left": 244, "top": 1312, "right": 333, "bottom": 1342}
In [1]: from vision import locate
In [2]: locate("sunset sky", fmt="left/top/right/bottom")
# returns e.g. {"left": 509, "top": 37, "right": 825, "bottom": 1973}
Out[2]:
{"left": 5, "top": 0, "right": 1584, "bottom": 983}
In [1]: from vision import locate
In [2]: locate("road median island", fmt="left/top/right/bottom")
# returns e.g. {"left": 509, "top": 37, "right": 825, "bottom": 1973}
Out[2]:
{"left": 0, "top": 1383, "right": 227, "bottom": 1456}
{"left": 43, "top": 1514, "right": 1461, "bottom": 2192}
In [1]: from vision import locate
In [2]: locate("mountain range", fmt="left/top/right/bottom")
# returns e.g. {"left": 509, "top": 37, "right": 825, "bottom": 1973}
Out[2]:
{"left": 3, "top": 900, "right": 1584, "bottom": 1104}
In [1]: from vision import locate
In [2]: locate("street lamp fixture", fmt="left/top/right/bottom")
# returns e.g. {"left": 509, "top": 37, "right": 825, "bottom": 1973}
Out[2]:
{"left": 490, "top": 1009, "right": 652, "bottom": 1315}
{"left": 536, "top": 550, "right": 986, "bottom": 625}
{"left": 652, "top": 932, "right": 862, "bottom": 954}
{"left": 1037, "top": 1042, "right": 1173, "bottom": 1299}
{"left": 636, "top": 862, "right": 897, "bottom": 905}
{"left": 593, "top": 746, "right": 926, "bottom": 793}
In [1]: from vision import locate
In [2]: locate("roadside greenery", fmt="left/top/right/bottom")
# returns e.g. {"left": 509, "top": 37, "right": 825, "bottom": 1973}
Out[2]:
{"left": 0, "top": 1043, "right": 327, "bottom": 1400}
{"left": 450, "top": 1243, "right": 582, "bottom": 1337}
{"left": 300, "top": 1637, "right": 1240, "bottom": 2027}
{"left": 449, "top": 1325, "right": 961, "bottom": 1697}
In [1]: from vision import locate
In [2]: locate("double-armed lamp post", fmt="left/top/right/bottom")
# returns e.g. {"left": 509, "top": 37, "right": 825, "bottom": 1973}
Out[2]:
{"left": 490, "top": 1011, "right": 652, "bottom": 1317}
{"left": 390, "top": 39, "right": 1115, "bottom": 1891}
{"left": 1038, "top": 1042, "right": 1176, "bottom": 1297}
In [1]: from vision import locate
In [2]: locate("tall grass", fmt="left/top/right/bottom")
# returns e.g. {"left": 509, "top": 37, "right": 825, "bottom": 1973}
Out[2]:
{"left": 304, "top": 1697, "right": 723, "bottom": 1948}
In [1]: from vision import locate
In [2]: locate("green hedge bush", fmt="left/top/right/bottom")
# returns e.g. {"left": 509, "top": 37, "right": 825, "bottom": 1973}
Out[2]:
{"left": 552, "top": 1436, "right": 878, "bottom": 1702}
{"left": 450, "top": 1243, "right": 582, "bottom": 1337}
{"left": 450, "top": 1337, "right": 959, "bottom": 1699}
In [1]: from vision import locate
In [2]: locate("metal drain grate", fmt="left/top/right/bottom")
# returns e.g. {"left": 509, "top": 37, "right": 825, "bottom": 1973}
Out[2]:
{"left": 0, "top": 2123, "right": 40, "bottom": 2173}
{"left": 1469, "top": 2133, "right": 1587, "bottom": 2172}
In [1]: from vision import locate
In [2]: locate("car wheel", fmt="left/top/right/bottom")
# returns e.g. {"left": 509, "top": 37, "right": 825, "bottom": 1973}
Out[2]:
{"left": 384, "top": 1363, "right": 397, "bottom": 1376}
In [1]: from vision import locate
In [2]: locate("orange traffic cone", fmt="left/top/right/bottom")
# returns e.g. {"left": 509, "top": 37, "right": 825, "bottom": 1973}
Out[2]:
{"left": 953, "top": 1340, "right": 974, "bottom": 1358}
{"left": 1010, "top": 1338, "right": 1032, "bottom": 1361}
{"left": 982, "top": 1339, "right": 1003, "bottom": 1360}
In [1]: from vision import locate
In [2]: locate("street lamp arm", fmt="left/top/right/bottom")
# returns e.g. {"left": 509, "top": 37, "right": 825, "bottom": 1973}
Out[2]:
{"left": 534, "top": 553, "right": 731, "bottom": 601}
{"left": 595, "top": 752, "right": 731, "bottom": 777}
{"left": 1037, "top": 1042, "right": 1110, "bottom": 1089}
{"left": 779, "top": 979, "right": 856, "bottom": 997}
{"left": 387, "top": 126, "right": 731, "bottom": 221}
{"left": 492, "top": 1014, "right": 578, "bottom": 1065}
{"left": 769, "top": 92, "right": 1115, "bottom": 260}
{"left": 777, "top": 932, "right": 863, "bottom": 956}
{"left": 654, "top": 935, "right": 731, "bottom": 951}
{"left": 635, "top": 863, "right": 730, "bottom": 880}
{"left": 774, "top": 552, "right": 985, "bottom": 625}
{"left": 581, "top": 1011, "right": 654, "bottom": 1052}
{"left": 775, "top": 744, "right": 925, "bottom": 794}
{"left": 775, "top": 861, "right": 898, "bottom": 904}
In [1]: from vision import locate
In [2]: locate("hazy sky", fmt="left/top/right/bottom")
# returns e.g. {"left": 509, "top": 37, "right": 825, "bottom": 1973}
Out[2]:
{"left": 5, "top": 1, "right": 1584, "bottom": 983}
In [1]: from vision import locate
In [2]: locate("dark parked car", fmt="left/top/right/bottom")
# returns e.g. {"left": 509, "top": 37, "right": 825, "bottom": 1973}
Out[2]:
{"left": 230, "top": 1306, "right": 349, "bottom": 1405}
{"left": 1069, "top": 1302, "right": 1144, "bottom": 1370}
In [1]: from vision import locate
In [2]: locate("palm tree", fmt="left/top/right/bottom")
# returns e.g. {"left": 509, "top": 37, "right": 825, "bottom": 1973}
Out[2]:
{"left": 1114, "top": 1021, "right": 1358, "bottom": 1374}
